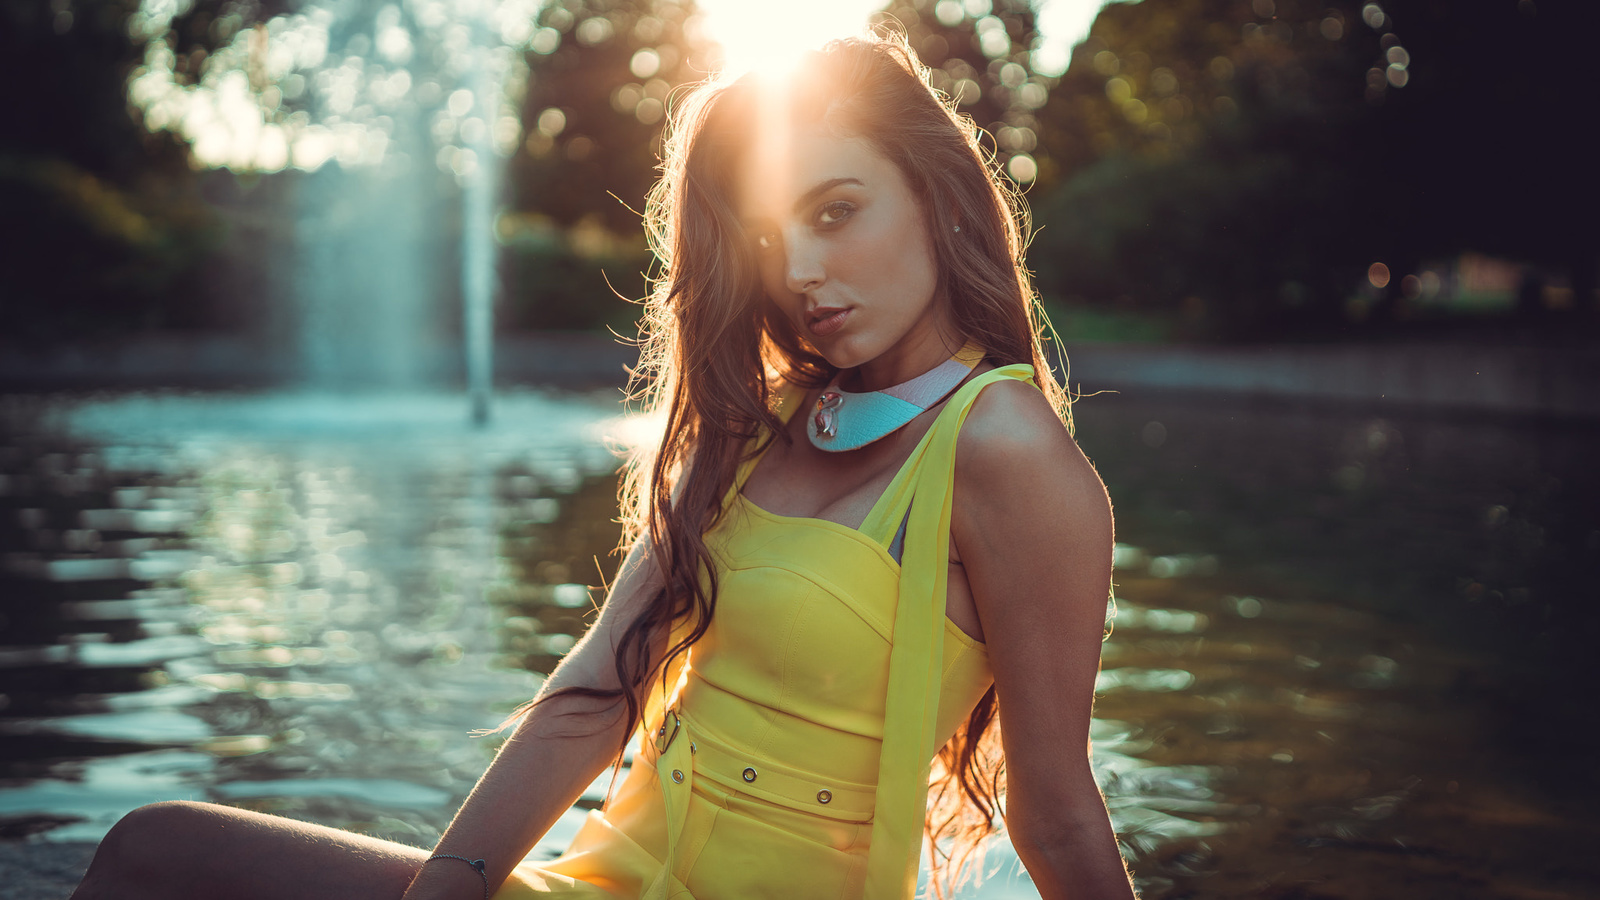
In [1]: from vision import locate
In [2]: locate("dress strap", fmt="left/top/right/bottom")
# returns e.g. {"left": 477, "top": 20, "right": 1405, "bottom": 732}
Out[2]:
{"left": 857, "top": 365, "right": 1036, "bottom": 545}
{"left": 861, "top": 362, "right": 1037, "bottom": 900}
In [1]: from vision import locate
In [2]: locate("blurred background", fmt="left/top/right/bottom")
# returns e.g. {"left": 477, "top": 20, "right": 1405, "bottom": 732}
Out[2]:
{"left": 1, "top": 1, "right": 1597, "bottom": 898}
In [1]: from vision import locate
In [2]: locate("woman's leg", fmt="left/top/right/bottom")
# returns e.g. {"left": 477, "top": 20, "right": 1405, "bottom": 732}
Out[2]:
{"left": 69, "top": 800, "right": 433, "bottom": 900}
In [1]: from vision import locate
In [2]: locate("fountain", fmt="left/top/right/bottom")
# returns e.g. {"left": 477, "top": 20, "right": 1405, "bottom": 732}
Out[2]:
{"left": 293, "top": 152, "right": 438, "bottom": 390}
{"left": 123, "top": 0, "right": 541, "bottom": 409}
{"left": 460, "top": 12, "right": 503, "bottom": 425}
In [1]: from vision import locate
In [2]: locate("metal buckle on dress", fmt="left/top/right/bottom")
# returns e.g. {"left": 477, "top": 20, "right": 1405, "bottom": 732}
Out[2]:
{"left": 654, "top": 708, "right": 681, "bottom": 755}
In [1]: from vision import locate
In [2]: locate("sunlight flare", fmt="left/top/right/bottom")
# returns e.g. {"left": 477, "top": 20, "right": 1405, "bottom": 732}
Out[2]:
{"left": 695, "top": 0, "right": 883, "bottom": 81}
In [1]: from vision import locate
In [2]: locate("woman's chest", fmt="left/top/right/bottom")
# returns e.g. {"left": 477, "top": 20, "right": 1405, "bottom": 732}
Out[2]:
{"left": 738, "top": 395, "right": 941, "bottom": 532}
{"left": 695, "top": 512, "right": 982, "bottom": 714}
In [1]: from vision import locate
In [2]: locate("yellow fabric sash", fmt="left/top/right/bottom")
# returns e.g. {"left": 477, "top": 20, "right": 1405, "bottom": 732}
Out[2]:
{"left": 642, "top": 707, "right": 692, "bottom": 900}
{"left": 861, "top": 364, "right": 1035, "bottom": 900}
{"left": 641, "top": 622, "right": 694, "bottom": 900}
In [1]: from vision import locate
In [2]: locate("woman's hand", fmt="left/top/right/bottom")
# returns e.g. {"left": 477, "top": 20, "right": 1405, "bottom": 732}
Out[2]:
{"left": 952, "top": 380, "right": 1138, "bottom": 900}
{"left": 402, "top": 538, "right": 669, "bottom": 900}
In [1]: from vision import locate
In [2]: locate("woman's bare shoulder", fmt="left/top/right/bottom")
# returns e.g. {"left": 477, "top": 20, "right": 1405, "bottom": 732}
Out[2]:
{"left": 952, "top": 377, "right": 1110, "bottom": 539}
{"left": 956, "top": 378, "right": 1088, "bottom": 475}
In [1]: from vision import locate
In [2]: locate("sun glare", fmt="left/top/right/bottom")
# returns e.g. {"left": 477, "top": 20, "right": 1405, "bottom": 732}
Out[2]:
{"left": 695, "top": 0, "right": 884, "bottom": 81}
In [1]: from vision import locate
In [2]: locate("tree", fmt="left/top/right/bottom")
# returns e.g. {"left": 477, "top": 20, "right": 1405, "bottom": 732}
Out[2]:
{"left": 1377, "top": 0, "right": 1598, "bottom": 324}
{"left": 510, "top": 0, "right": 717, "bottom": 234}
{"left": 0, "top": 1, "right": 225, "bottom": 342}
{"left": 496, "top": 0, "right": 718, "bottom": 331}
{"left": 871, "top": 0, "right": 1054, "bottom": 189}
{"left": 1027, "top": 0, "right": 1397, "bottom": 336}
{"left": 1027, "top": 0, "right": 1599, "bottom": 337}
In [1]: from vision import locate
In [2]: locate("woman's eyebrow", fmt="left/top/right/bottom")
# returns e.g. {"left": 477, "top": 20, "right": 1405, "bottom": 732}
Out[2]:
{"left": 791, "top": 177, "right": 863, "bottom": 214}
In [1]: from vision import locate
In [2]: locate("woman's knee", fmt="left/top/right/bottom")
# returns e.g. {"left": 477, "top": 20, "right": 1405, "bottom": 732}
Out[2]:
{"left": 76, "top": 800, "right": 428, "bottom": 900}
{"left": 85, "top": 801, "right": 226, "bottom": 885}
{"left": 114, "top": 800, "right": 220, "bottom": 844}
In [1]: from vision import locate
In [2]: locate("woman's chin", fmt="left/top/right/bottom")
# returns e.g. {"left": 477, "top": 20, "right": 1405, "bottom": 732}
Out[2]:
{"left": 814, "top": 340, "right": 871, "bottom": 373}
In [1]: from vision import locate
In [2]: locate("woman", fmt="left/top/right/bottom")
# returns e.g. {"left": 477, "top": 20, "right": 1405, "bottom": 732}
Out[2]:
{"left": 71, "top": 34, "right": 1134, "bottom": 900}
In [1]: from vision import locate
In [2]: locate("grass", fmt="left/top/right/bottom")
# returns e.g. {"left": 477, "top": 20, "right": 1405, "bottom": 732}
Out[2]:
{"left": 1041, "top": 302, "right": 1185, "bottom": 344}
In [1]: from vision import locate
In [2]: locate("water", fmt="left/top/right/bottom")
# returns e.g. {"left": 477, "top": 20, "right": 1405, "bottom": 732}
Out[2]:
{"left": 1, "top": 389, "right": 1596, "bottom": 898}
{"left": 0, "top": 389, "right": 625, "bottom": 858}
{"left": 1075, "top": 396, "right": 1600, "bottom": 898}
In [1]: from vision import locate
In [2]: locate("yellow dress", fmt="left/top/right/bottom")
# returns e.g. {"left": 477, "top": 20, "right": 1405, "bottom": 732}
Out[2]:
{"left": 495, "top": 365, "right": 1036, "bottom": 900}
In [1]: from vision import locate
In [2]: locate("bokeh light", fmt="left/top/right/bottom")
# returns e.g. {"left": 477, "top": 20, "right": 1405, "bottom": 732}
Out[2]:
{"left": 1032, "top": 0, "right": 1123, "bottom": 76}
{"left": 124, "top": 0, "right": 542, "bottom": 177}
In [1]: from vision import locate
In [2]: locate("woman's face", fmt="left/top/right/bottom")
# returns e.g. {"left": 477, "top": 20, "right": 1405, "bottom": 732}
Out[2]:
{"left": 736, "top": 125, "right": 954, "bottom": 388}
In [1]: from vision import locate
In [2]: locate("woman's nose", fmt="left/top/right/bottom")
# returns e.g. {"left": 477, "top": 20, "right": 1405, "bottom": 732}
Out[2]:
{"left": 782, "top": 229, "right": 825, "bottom": 294}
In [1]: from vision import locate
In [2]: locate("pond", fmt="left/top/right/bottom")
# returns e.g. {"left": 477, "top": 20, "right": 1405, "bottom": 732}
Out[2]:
{"left": 0, "top": 386, "right": 1595, "bottom": 898}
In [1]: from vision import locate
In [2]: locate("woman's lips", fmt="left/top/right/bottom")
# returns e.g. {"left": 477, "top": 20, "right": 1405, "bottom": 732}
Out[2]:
{"left": 808, "top": 307, "right": 850, "bottom": 337}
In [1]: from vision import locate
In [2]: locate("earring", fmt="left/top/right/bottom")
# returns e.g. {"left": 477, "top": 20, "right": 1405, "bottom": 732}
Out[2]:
{"left": 952, "top": 225, "right": 961, "bottom": 233}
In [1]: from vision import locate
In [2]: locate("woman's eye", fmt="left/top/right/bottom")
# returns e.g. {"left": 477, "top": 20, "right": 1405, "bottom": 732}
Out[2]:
{"left": 754, "top": 231, "right": 779, "bottom": 251}
{"left": 817, "top": 202, "right": 854, "bottom": 226}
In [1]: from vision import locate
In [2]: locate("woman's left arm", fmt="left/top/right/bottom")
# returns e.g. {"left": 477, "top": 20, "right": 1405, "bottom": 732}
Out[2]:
{"left": 952, "top": 380, "right": 1137, "bottom": 900}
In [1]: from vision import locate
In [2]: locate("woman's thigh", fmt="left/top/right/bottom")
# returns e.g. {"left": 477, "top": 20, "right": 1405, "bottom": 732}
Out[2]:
{"left": 71, "top": 800, "right": 431, "bottom": 900}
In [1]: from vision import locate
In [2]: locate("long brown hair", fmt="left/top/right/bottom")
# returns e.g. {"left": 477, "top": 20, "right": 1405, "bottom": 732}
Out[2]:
{"left": 523, "top": 31, "right": 1071, "bottom": 897}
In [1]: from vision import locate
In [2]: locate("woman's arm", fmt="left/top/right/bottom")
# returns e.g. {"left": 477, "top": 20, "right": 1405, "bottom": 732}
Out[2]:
{"left": 952, "top": 381, "right": 1137, "bottom": 900}
{"left": 402, "top": 537, "right": 669, "bottom": 900}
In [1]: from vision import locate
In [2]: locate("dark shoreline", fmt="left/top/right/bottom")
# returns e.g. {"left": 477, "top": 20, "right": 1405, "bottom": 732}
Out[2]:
{"left": 2, "top": 333, "right": 1595, "bottom": 420}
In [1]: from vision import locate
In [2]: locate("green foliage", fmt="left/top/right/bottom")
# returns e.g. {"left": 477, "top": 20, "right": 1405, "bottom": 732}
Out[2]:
{"left": 871, "top": 0, "right": 1051, "bottom": 187}
{"left": 1042, "top": 301, "right": 1181, "bottom": 343}
{"left": 499, "top": 243, "right": 648, "bottom": 333}
{"left": 1037, "top": 0, "right": 1381, "bottom": 170}
{"left": 1027, "top": 0, "right": 1599, "bottom": 336}
{"left": 1027, "top": 0, "right": 1392, "bottom": 336}
{"left": 1030, "top": 119, "right": 1370, "bottom": 338}
{"left": 511, "top": 0, "right": 717, "bottom": 234}
{"left": 2, "top": 0, "right": 155, "bottom": 176}
{"left": 0, "top": 2, "right": 227, "bottom": 343}
{"left": 0, "top": 154, "right": 223, "bottom": 342}
{"left": 493, "top": 0, "right": 720, "bottom": 332}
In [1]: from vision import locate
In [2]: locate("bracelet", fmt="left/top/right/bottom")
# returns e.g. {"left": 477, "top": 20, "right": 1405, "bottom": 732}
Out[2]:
{"left": 424, "top": 854, "right": 490, "bottom": 900}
